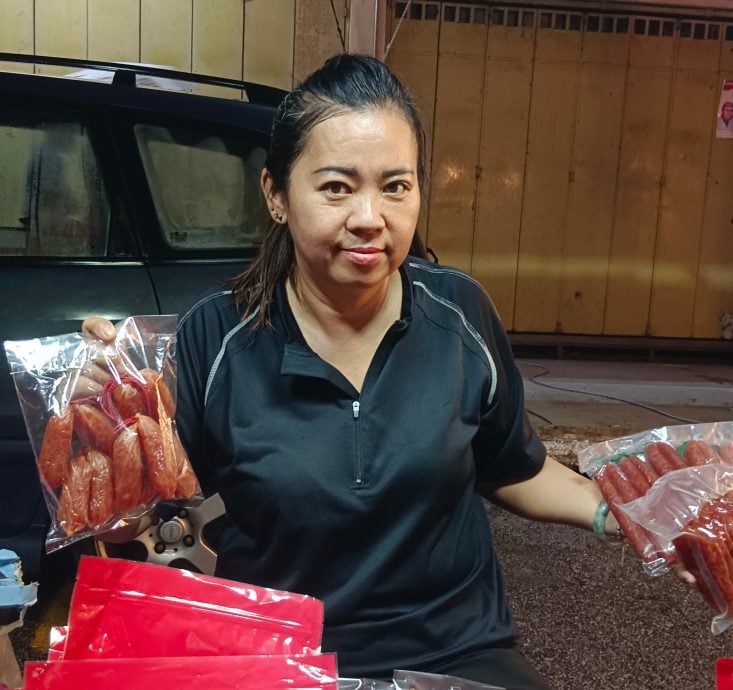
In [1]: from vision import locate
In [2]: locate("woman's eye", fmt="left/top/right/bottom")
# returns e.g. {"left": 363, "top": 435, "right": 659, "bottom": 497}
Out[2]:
{"left": 384, "top": 181, "right": 408, "bottom": 195}
{"left": 324, "top": 182, "right": 350, "bottom": 195}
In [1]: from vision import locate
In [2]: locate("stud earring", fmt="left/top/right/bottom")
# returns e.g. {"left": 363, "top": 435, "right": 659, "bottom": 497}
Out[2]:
{"left": 273, "top": 213, "right": 283, "bottom": 223}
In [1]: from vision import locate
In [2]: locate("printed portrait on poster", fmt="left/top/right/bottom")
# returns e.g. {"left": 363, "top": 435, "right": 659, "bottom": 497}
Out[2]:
{"left": 716, "top": 79, "right": 733, "bottom": 139}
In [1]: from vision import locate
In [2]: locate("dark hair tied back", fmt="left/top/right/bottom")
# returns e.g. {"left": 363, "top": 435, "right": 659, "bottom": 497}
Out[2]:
{"left": 231, "top": 53, "right": 427, "bottom": 328}
{"left": 267, "top": 54, "right": 426, "bottom": 191}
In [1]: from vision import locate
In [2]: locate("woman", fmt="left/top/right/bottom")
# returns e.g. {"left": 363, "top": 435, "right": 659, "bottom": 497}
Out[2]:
{"left": 84, "top": 55, "right": 622, "bottom": 689}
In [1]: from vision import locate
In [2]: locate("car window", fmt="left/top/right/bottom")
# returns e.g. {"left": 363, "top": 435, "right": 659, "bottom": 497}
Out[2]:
{"left": 135, "top": 124, "right": 267, "bottom": 251}
{"left": 0, "top": 107, "right": 111, "bottom": 257}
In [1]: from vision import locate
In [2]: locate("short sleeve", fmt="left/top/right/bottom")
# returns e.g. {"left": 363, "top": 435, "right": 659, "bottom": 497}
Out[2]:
{"left": 174, "top": 293, "right": 231, "bottom": 491}
{"left": 469, "top": 292, "right": 546, "bottom": 485}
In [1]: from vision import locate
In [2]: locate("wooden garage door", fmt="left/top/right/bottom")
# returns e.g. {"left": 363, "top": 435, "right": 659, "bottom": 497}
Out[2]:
{"left": 387, "top": 1, "right": 733, "bottom": 340}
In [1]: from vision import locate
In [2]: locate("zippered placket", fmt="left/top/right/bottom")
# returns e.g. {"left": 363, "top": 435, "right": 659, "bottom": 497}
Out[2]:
{"left": 352, "top": 400, "right": 364, "bottom": 487}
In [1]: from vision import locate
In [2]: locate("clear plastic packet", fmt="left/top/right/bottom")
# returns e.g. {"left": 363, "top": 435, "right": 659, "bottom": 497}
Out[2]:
{"left": 63, "top": 556, "right": 324, "bottom": 659}
{"left": 616, "top": 463, "right": 733, "bottom": 634}
{"left": 338, "top": 680, "right": 394, "bottom": 689}
{"left": 578, "top": 420, "right": 733, "bottom": 477}
{"left": 393, "top": 670, "right": 504, "bottom": 690}
{"left": 47, "top": 627, "right": 66, "bottom": 661}
{"left": 3, "top": 315, "right": 202, "bottom": 552}
{"left": 593, "top": 460, "right": 676, "bottom": 575}
{"left": 577, "top": 421, "right": 733, "bottom": 575}
{"left": 24, "top": 654, "right": 338, "bottom": 690}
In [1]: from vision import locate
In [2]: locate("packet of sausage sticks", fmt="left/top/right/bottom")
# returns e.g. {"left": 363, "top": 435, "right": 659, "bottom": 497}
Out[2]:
{"left": 577, "top": 421, "right": 733, "bottom": 478}
{"left": 576, "top": 421, "right": 733, "bottom": 576}
{"left": 3, "top": 315, "right": 202, "bottom": 553}
{"left": 611, "top": 463, "right": 733, "bottom": 634}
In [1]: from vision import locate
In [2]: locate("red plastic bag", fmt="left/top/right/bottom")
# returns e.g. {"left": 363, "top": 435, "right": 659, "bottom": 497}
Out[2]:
{"left": 717, "top": 658, "right": 733, "bottom": 689}
{"left": 63, "top": 556, "right": 324, "bottom": 659}
{"left": 4, "top": 316, "right": 202, "bottom": 553}
{"left": 24, "top": 654, "right": 338, "bottom": 690}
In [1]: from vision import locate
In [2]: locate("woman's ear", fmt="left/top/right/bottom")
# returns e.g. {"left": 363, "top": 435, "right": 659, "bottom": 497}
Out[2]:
{"left": 261, "top": 169, "right": 287, "bottom": 225}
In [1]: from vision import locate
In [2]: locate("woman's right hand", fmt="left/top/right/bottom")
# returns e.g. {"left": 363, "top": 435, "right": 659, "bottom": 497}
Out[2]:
{"left": 81, "top": 316, "right": 117, "bottom": 343}
{"left": 66, "top": 317, "right": 120, "bottom": 398}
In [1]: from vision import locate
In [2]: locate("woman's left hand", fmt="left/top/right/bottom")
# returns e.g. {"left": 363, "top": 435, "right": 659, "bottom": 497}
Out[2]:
{"left": 605, "top": 511, "right": 696, "bottom": 586}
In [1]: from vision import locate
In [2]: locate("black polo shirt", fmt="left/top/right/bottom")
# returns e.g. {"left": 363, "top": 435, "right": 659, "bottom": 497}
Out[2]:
{"left": 175, "top": 257, "right": 546, "bottom": 679}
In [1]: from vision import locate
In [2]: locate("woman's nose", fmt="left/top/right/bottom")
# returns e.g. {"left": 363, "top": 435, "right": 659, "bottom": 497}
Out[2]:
{"left": 346, "top": 193, "right": 385, "bottom": 233}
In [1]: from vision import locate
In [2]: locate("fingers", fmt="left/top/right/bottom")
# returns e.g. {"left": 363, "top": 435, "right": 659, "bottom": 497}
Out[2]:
{"left": 605, "top": 510, "right": 623, "bottom": 538}
{"left": 95, "top": 514, "right": 154, "bottom": 544}
{"left": 82, "top": 317, "right": 117, "bottom": 343}
{"left": 56, "top": 370, "right": 106, "bottom": 404}
{"left": 54, "top": 359, "right": 116, "bottom": 405}
{"left": 82, "top": 360, "right": 114, "bottom": 386}
{"left": 72, "top": 375, "right": 105, "bottom": 399}
{"left": 672, "top": 562, "right": 696, "bottom": 586}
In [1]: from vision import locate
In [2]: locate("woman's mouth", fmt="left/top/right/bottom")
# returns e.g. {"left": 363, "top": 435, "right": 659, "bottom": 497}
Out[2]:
{"left": 342, "top": 246, "right": 383, "bottom": 266}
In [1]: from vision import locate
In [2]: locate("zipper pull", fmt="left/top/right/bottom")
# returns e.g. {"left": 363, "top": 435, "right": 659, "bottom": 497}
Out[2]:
{"left": 352, "top": 400, "right": 360, "bottom": 419}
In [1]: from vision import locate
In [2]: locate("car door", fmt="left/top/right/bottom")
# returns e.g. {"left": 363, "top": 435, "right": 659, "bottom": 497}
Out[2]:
{"left": 107, "top": 109, "right": 270, "bottom": 314}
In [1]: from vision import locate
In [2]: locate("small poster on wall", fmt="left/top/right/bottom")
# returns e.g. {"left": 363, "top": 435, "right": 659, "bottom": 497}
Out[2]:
{"left": 716, "top": 79, "right": 733, "bottom": 138}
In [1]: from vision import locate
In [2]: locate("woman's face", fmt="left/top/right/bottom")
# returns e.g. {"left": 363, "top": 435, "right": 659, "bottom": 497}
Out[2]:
{"left": 266, "top": 106, "right": 421, "bottom": 296}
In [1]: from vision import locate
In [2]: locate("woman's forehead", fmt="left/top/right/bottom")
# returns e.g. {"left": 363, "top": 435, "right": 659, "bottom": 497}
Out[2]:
{"left": 301, "top": 107, "right": 417, "bottom": 157}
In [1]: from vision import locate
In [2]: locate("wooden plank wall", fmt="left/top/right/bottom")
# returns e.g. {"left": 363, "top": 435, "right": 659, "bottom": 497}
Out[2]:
{"left": 387, "top": 1, "right": 733, "bottom": 340}
{"left": 0, "top": 0, "right": 350, "bottom": 91}
{"left": 382, "top": 2, "right": 439, "bottom": 242}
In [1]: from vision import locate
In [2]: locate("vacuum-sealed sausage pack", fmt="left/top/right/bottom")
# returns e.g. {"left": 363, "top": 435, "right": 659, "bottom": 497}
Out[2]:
{"left": 578, "top": 421, "right": 733, "bottom": 633}
{"left": 3, "top": 316, "right": 202, "bottom": 553}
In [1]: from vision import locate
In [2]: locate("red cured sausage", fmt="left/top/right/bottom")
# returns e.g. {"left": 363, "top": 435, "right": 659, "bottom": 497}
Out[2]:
{"left": 606, "top": 461, "right": 643, "bottom": 505}
{"left": 139, "top": 368, "right": 176, "bottom": 420}
{"left": 136, "top": 414, "right": 177, "bottom": 499}
{"left": 111, "top": 426, "right": 144, "bottom": 513}
{"left": 57, "top": 453, "right": 92, "bottom": 536}
{"left": 171, "top": 430, "right": 200, "bottom": 500}
{"left": 684, "top": 440, "right": 722, "bottom": 467}
{"left": 701, "top": 497, "right": 733, "bottom": 551}
{"left": 595, "top": 463, "right": 659, "bottom": 563}
{"left": 645, "top": 442, "right": 685, "bottom": 476}
{"left": 720, "top": 495, "right": 733, "bottom": 546}
{"left": 87, "top": 449, "right": 114, "bottom": 529}
{"left": 674, "top": 531, "right": 730, "bottom": 614}
{"left": 157, "top": 408, "right": 179, "bottom": 497}
{"left": 644, "top": 442, "right": 676, "bottom": 476}
{"left": 618, "top": 456, "right": 652, "bottom": 499}
{"left": 37, "top": 409, "right": 73, "bottom": 490}
{"left": 73, "top": 403, "right": 117, "bottom": 455}
{"left": 111, "top": 382, "right": 148, "bottom": 420}
{"left": 675, "top": 500, "right": 733, "bottom": 615}
{"left": 719, "top": 443, "right": 733, "bottom": 465}
{"left": 631, "top": 455, "right": 660, "bottom": 488}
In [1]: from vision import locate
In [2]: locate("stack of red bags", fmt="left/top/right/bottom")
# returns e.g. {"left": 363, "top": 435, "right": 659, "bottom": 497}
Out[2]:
{"left": 24, "top": 556, "right": 337, "bottom": 689}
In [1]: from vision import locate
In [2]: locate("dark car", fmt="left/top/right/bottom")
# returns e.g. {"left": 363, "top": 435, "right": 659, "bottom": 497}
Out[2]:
{"left": 0, "top": 53, "right": 286, "bottom": 578}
